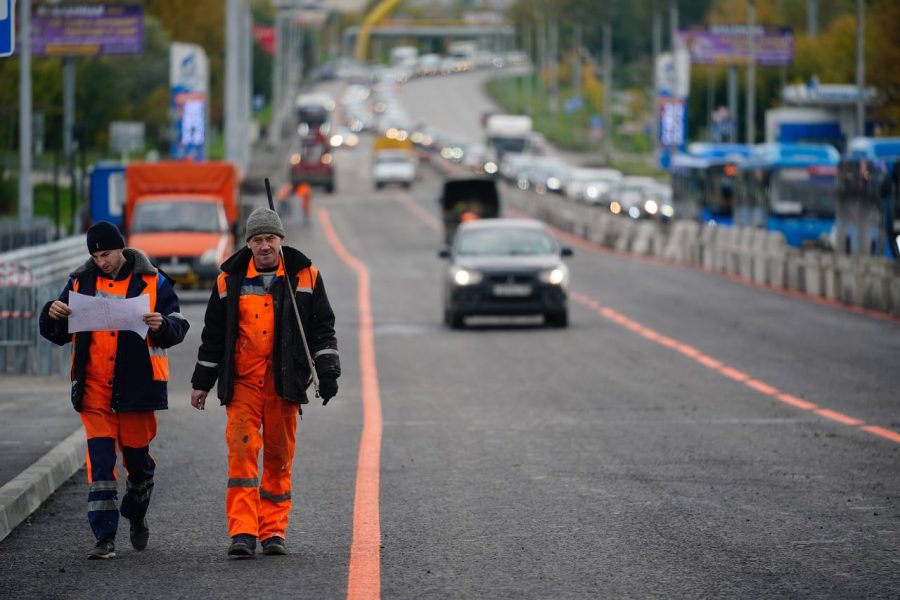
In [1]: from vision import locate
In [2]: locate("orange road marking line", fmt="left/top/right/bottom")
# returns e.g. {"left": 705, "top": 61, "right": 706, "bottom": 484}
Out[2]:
{"left": 745, "top": 379, "right": 779, "bottom": 396}
{"left": 861, "top": 426, "right": 900, "bottom": 444}
{"left": 570, "top": 294, "right": 900, "bottom": 445}
{"left": 776, "top": 393, "right": 818, "bottom": 410}
{"left": 718, "top": 366, "right": 750, "bottom": 382}
{"left": 318, "top": 208, "right": 383, "bottom": 600}
{"left": 814, "top": 409, "right": 863, "bottom": 426}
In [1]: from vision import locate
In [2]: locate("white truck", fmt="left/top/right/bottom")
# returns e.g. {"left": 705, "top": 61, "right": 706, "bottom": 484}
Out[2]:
{"left": 390, "top": 45, "right": 419, "bottom": 70}
{"left": 483, "top": 114, "right": 534, "bottom": 174}
{"left": 447, "top": 41, "right": 478, "bottom": 72}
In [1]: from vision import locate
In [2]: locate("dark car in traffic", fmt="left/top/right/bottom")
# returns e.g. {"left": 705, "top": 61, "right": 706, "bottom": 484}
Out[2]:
{"left": 290, "top": 133, "right": 335, "bottom": 193}
{"left": 439, "top": 219, "right": 573, "bottom": 329}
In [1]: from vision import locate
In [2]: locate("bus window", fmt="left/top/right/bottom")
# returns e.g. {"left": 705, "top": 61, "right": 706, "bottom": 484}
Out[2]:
{"left": 769, "top": 168, "right": 837, "bottom": 219}
{"left": 706, "top": 166, "right": 735, "bottom": 217}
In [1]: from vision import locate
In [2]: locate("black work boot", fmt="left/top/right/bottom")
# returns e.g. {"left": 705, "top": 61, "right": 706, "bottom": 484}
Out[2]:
{"left": 227, "top": 534, "right": 257, "bottom": 558}
{"left": 261, "top": 536, "right": 287, "bottom": 555}
{"left": 88, "top": 538, "right": 116, "bottom": 560}
{"left": 129, "top": 517, "right": 150, "bottom": 551}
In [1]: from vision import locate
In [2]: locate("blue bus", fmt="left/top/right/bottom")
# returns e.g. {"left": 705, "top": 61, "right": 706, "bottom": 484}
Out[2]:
{"left": 735, "top": 143, "right": 840, "bottom": 248}
{"left": 669, "top": 143, "right": 752, "bottom": 226}
{"left": 835, "top": 137, "right": 900, "bottom": 259}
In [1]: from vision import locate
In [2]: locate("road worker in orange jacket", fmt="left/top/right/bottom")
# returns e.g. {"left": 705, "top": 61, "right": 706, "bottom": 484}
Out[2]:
{"left": 39, "top": 221, "right": 189, "bottom": 560}
{"left": 189, "top": 207, "right": 340, "bottom": 557}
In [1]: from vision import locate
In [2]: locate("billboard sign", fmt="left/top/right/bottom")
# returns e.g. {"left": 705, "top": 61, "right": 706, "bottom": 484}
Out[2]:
{"left": 0, "top": 0, "right": 14, "bottom": 58}
{"left": 677, "top": 25, "right": 793, "bottom": 66}
{"left": 32, "top": 4, "right": 143, "bottom": 56}
{"left": 170, "top": 42, "right": 209, "bottom": 160}
{"left": 659, "top": 97, "right": 687, "bottom": 148}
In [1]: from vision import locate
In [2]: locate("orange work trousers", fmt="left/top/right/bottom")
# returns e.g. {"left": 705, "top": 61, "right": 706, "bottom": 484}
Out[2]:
{"left": 225, "top": 370, "right": 298, "bottom": 540}
{"left": 80, "top": 379, "right": 157, "bottom": 541}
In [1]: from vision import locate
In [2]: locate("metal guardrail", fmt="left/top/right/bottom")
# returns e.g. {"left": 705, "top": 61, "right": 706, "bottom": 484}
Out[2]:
{"left": 0, "top": 235, "right": 87, "bottom": 375}
{"left": 0, "top": 217, "right": 55, "bottom": 252}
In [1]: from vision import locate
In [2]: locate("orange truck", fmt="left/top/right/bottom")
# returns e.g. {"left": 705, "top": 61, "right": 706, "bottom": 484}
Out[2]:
{"left": 124, "top": 161, "right": 240, "bottom": 287}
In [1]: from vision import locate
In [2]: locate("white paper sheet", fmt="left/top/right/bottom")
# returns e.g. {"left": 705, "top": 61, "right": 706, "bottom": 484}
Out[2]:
{"left": 67, "top": 291, "right": 150, "bottom": 339}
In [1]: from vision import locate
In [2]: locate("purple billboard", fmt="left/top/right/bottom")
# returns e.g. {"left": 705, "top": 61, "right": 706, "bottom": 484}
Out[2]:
{"left": 677, "top": 25, "right": 793, "bottom": 66}
{"left": 32, "top": 4, "right": 143, "bottom": 57}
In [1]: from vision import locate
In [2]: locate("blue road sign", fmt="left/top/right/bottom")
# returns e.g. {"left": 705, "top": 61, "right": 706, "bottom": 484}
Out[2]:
{"left": 0, "top": 0, "right": 14, "bottom": 58}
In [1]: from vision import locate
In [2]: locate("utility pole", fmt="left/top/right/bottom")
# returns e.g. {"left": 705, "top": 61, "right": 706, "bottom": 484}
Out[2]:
{"left": 225, "top": 0, "right": 241, "bottom": 166}
{"left": 572, "top": 22, "right": 582, "bottom": 103}
{"left": 746, "top": 0, "right": 756, "bottom": 144}
{"left": 728, "top": 66, "right": 738, "bottom": 143}
{"left": 225, "top": 0, "right": 251, "bottom": 169}
{"left": 549, "top": 18, "right": 558, "bottom": 114}
{"left": 603, "top": 17, "right": 612, "bottom": 161}
{"left": 652, "top": 10, "right": 661, "bottom": 153}
{"left": 18, "top": 0, "right": 33, "bottom": 224}
{"left": 807, "top": 0, "right": 818, "bottom": 38}
{"left": 669, "top": 0, "right": 678, "bottom": 52}
{"left": 855, "top": 0, "right": 865, "bottom": 137}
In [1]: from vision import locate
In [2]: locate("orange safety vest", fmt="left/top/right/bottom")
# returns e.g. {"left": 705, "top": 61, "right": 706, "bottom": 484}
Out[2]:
{"left": 220, "top": 257, "right": 319, "bottom": 385}
{"left": 73, "top": 273, "right": 169, "bottom": 383}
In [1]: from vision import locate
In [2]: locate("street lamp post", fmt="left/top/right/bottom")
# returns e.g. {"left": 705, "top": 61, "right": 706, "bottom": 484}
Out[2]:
{"left": 746, "top": 0, "right": 756, "bottom": 144}
{"left": 18, "top": 0, "right": 32, "bottom": 224}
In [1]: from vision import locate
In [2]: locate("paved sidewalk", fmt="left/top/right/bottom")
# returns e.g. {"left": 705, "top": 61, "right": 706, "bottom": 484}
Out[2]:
{"left": 0, "top": 375, "right": 84, "bottom": 541}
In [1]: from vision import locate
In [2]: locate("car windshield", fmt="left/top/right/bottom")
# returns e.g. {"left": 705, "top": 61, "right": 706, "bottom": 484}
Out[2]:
{"left": 456, "top": 228, "right": 557, "bottom": 256}
{"left": 301, "top": 143, "right": 326, "bottom": 161}
{"left": 132, "top": 200, "right": 224, "bottom": 233}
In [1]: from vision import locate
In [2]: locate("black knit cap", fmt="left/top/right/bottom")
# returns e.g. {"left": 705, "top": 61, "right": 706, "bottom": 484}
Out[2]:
{"left": 86, "top": 221, "right": 125, "bottom": 253}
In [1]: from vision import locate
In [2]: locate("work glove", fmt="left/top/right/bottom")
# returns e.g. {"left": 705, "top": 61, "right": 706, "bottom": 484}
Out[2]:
{"left": 319, "top": 378, "right": 338, "bottom": 405}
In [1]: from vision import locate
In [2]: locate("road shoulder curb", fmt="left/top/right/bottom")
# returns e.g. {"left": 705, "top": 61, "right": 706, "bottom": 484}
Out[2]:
{"left": 0, "top": 428, "right": 85, "bottom": 542}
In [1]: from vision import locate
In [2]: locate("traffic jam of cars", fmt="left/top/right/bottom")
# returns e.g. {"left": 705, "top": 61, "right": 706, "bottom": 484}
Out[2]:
{"left": 290, "top": 51, "right": 676, "bottom": 329}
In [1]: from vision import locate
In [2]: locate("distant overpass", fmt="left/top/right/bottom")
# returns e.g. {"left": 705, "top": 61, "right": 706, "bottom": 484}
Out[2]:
{"left": 342, "top": 23, "right": 515, "bottom": 60}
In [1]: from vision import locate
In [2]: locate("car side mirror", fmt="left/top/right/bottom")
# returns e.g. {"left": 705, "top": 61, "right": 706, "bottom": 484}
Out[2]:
{"left": 560, "top": 247, "right": 574, "bottom": 258}
{"left": 438, "top": 248, "right": 451, "bottom": 259}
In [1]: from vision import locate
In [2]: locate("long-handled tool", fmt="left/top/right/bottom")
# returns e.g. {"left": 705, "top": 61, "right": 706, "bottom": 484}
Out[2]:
{"left": 265, "top": 177, "right": 320, "bottom": 396}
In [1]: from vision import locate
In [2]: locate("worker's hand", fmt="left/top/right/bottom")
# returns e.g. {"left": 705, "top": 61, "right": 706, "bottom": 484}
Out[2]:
{"left": 191, "top": 389, "right": 209, "bottom": 410}
{"left": 143, "top": 312, "right": 164, "bottom": 332}
{"left": 318, "top": 378, "right": 338, "bottom": 405}
{"left": 48, "top": 300, "right": 72, "bottom": 320}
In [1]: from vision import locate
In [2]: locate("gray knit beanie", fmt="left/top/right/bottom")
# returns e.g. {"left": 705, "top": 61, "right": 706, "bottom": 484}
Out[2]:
{"left": 245, "top": 207, "right": 286, "bottom": 241}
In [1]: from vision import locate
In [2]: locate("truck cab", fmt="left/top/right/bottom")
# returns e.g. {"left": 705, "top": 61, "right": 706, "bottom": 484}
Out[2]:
{"left": 125, "top": 161, "right": 239, "bottom": 287}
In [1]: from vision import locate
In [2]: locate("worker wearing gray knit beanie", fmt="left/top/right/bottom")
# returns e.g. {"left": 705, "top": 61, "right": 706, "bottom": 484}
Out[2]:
{"left": 244, "top": 207, "right": 286, "bottom": 241}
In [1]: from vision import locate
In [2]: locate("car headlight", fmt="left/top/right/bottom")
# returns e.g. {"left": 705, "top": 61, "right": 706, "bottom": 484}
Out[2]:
{"left": 451, "top": 267, "right": 482, "bottom": 286}
{"left": 538, "top": 264, "right": 568, "bottom": 287}
{"left": 484, "top": 161, "right": 498, "bottom": 174}
{"left": 547, "top": 177, "right": 561, "bottom": 190}
{"left": 199, "top": 247, "right": 220, "bottom": 264}
{"left": 644, "top": 199, "right": 659, "bottom": 215}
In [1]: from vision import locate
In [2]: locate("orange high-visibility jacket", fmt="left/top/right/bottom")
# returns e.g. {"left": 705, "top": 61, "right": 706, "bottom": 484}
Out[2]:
{"left": 38, "top": 249, "right": 189, "bottom": 412}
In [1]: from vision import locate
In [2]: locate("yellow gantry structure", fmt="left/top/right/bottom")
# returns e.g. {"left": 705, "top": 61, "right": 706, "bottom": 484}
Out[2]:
{"left": 353, "top": 0, "right": 407, "bottom": 62}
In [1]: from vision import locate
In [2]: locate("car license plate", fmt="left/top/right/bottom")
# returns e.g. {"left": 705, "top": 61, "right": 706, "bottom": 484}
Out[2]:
{"left": 493, "top": 283, "right": 532, "bottom": 297}
{"left": 164, "top": 263, "right": 190, "bottom": 275}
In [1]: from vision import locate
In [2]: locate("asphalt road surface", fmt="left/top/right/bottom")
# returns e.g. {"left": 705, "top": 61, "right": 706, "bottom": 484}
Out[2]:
{"left": 1, "top": 72, "right": 897, "bottom": 599}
